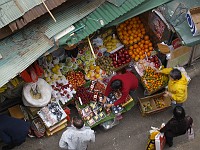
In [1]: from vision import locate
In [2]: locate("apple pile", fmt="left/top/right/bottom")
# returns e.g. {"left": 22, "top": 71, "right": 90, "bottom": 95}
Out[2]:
{"left": 66, "top": 71, "right": 86, "bottom": 90}
{"left": 109, "top": 48, "right": 132, "bottom": 68}
{"left": 147, "top": 55, "right": 161, "bottom": 69}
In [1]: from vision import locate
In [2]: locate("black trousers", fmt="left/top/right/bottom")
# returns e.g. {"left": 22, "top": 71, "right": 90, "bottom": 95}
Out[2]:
{"left": 165, "top": 135, "right": 173, "bottom": 146}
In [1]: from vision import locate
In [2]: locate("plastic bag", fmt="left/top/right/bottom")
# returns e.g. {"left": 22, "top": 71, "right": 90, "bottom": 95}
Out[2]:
{"left": 23, "top": 78, "right": 52, "bottom": 107}
{"left": 187, "top": 127, "right": 194, "bottom": 140}
{"left": 155, "top": 133, "right": 166, "bottom": 150}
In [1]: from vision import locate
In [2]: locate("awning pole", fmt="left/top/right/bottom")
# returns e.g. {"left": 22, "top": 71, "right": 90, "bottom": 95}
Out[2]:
{"left": 41, "top": 0, "right": 56, "bottom": 22}
{"left": 87, "top": 37, "right": 96, "bottom": 59}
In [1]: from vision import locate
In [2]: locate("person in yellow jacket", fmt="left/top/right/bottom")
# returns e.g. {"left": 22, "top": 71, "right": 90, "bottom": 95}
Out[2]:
{"left": 159, "top": 68, "right": 188, "bottom": 108}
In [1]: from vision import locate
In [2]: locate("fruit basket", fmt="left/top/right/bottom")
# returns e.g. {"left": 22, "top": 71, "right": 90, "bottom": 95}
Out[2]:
{"left": 139, "top": 92, "right": 171, "bottom": 116}
{"left": 140, "top": 67, "right": 168, "bottom": 95}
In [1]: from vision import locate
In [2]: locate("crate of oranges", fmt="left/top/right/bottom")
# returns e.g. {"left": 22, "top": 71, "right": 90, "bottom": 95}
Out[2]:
{"left": 141, "top": 67, "right": 168, "bottom": 95}
{"left": 127, "top": 35, "right": 154, "bottom": 62}
{"left": 116, "top": 16, "right": 146, "bottom": 46}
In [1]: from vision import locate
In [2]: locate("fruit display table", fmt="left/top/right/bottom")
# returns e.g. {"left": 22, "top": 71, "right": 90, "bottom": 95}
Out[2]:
{"left": 73, "top": 80, "right": 135, "bottom": 128}
{"left": 75, "top": 96, "right": 134, "bottom": 128}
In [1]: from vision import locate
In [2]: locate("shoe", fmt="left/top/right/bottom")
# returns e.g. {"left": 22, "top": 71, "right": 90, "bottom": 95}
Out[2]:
{"left": 167, "top": 142, "right": 173, "bottom": 147}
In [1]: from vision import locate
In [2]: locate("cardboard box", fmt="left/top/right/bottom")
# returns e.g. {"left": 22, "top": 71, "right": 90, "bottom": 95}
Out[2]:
{"left": 139, "top": 92, "right": 171, "bottom": 116}
{"left": 167, "top": 46, "right": 192, "bottom": 67}
{"left": 186, "top": 7, "right": 200, "bottom": 36}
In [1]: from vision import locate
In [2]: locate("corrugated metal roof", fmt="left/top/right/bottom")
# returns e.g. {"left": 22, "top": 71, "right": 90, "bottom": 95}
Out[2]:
{"left": 107, "top": 0, "right": 127, "bottom": 7}
{"left": 0, "top": 0, "right": 106, "bottom": 87}
{"left": 61, "top": 0, "right": 146, "bottom": 45}
{"left": 0, "top": 25, "right": 54, "bottom": 87}
{"left": 44, "top": 0, "right": 106, "bottom": 38}
{"left": 8, "top": 0, "right": 66, "bottom": 32}
{"left": 0, "top": 0, "right": 66, "bottom": 29}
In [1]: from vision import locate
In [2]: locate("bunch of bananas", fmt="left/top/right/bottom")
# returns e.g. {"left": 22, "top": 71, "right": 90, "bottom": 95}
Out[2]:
{"left": 0, "top": 84, "right": 7, "bottom": 93}
{"left": 10, "top": 77, "right": 20, "bottom": 87}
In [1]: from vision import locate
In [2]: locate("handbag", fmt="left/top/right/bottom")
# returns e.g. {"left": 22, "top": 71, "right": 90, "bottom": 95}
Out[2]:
{"left": 185, "top": 115, "right": 194, "bottom": 140}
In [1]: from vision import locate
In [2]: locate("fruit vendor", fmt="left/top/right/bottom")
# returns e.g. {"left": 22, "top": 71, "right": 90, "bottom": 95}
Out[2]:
{"left": 104, "top": 71, "right": 138, "bottom": 108}
{"left": 158, "top": 68, "right": 188, "bottom": 108}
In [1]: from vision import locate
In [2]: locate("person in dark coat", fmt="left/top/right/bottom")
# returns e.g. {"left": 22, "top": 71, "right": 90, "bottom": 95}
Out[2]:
{"left": 160, "top": 106, "right": 193, "bottom": 147}
{"left": 0, "top": 114, "right": 31, "bottom": 150}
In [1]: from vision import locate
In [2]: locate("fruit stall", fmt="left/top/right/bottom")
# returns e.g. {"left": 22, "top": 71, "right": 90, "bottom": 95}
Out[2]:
{"left": 0, "top": 9, "right": 180, "bottom": 136}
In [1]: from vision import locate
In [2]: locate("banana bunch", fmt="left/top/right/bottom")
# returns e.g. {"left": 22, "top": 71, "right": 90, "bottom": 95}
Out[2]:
{"left": 10, "top": 77, "right": 20, "bottom": 87}
{"left": 0, "top": 84, "right": 7, "bottom": 93}
{"left": 103, "top": 35, "right": 120, "bottom": 53}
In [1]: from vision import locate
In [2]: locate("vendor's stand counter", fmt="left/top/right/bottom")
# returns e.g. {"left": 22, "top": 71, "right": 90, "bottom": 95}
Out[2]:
{"left": 75, "top": 97, "right": 134, "bottom": 128}
{"left": 74, "top": 81, "right": 135, "bottom": 128}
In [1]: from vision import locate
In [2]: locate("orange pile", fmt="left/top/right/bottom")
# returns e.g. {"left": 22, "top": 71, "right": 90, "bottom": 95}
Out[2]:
{"left": 117, "top": 16, "right": 146, "bottom": 45}
{"left": 128, "top": 35, "right": 153, "bottom": 61}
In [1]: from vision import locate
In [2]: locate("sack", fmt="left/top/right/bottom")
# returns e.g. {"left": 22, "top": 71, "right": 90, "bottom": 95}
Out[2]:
{"left": 187, "top": 127, "right": 194, "bottom": 140}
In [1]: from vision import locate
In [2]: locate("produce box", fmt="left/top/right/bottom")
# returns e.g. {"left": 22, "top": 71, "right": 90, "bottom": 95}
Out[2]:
{"left": 186, "top": 7, "right": 200, "bottom": 36}
{"left": 109, "top": 47, "right": 132, "bottom": 70}
{"left": 140, "top": 67, "right": 168, "bottom": 95}
{"left": 92, "top": 27, "right": 123, "bottom": 53}
{"left": 139, "top": 92, "right": 171, "bottom": 116}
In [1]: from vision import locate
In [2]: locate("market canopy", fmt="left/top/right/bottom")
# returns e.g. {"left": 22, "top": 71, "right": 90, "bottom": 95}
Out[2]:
{"left": 59, "top": 0, "right": 172, "bottom": 46}
{"left": 165, "top": 0, "right": 200, "bottom": 46}
{"left": 0, "top": 0, "right": 66, "bottom": 29}
{"left": 0, "top": 0, "right": 105, "bottom": 87}
{"left": 0, "top": 26, "right": 54, "bottom": 88}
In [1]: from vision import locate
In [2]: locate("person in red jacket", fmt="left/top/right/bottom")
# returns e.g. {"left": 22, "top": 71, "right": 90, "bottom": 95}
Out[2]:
{"left": 105, "top": 71, "right": 138, "bottom": 108}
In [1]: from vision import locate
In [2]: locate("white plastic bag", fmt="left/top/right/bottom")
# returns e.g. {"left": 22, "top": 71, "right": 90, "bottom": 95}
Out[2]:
{"left": 187, "top": 127, "right": 195, "bottom": 140}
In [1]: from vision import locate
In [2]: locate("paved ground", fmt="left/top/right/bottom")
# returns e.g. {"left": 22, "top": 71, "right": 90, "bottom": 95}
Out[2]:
{"left": 1, "top": 74, "right": 200, "bottom": 150}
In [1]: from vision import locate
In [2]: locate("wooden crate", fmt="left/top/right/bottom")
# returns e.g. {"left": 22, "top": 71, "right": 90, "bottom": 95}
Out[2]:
{"left": 139, "top": 92, "right": 171, "bottom": 116}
